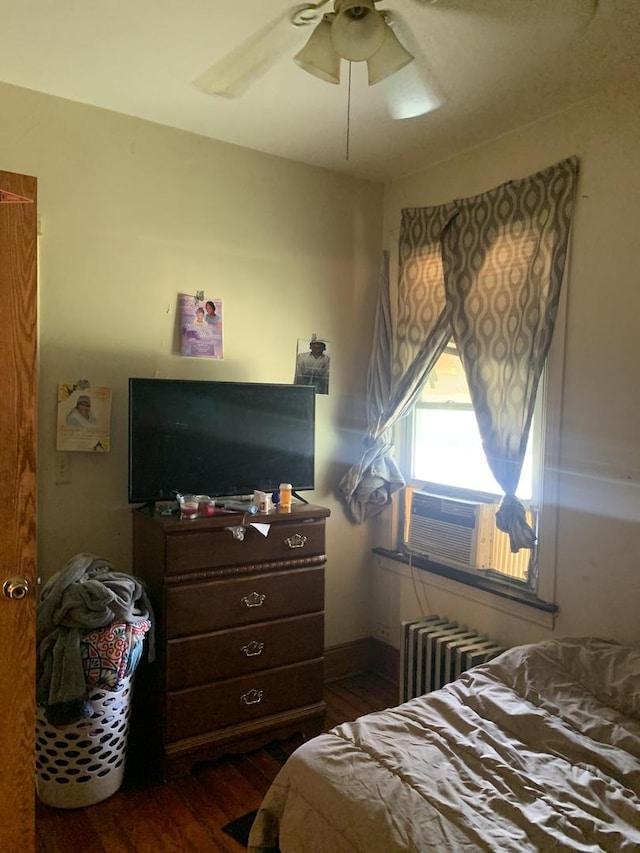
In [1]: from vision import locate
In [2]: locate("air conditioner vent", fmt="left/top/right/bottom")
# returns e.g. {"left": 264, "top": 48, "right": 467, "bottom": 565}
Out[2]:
{"left": 409, "top": 515, "right": 475, "bottom": 564}
{"left": 406, "top": 491, "right": 495, "bottom": 569}
{"left": 411, "top": 492, "right": 477, "bottom": 528}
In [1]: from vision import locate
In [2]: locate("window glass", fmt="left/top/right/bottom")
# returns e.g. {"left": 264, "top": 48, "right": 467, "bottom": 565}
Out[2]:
{"left": 403, "top": 344, "right": 539, "bottom": 585}
{"left": 410, "top": 346, "right": 534, "bottom": 501}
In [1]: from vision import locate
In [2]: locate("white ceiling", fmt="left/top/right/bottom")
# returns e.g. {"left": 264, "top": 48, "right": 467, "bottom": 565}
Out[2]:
{"left": 0, "top": 0, "right": 638, "bottom": 182}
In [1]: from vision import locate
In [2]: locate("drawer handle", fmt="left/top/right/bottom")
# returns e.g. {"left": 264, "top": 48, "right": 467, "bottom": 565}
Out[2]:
{"left": 241, "top": 640, "right": 264, "bottom": 657}
{"left": 241, "top": 689, "right": 264, "bottom": 706}
{"left": 241, "top": 591, "right": 266, "bottom": 608}
{"left": 285, "top": 533, "right": 307, "bottom": 549}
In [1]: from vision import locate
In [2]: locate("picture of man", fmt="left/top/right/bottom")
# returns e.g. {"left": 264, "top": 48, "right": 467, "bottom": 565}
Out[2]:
{"left": 295, "top": 338, "right": 331, "bottom": 395}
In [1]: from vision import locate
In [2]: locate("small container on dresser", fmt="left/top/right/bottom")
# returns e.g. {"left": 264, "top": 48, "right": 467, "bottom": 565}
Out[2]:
{"left": 128, "top": 502, "right": 330, "bottom": 781}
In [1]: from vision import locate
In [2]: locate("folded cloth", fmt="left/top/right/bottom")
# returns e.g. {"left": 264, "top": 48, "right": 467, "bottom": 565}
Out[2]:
{"left": 36, "top": 553, "right": 155, "bottom": 725}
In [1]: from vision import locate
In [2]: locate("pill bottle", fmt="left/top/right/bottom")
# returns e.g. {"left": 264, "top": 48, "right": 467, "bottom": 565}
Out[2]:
{"left": 253, "top": 490, "right": 271, "bottom": 513}
{"left": 279, "top": 482, "right": 292, "bottom": 511}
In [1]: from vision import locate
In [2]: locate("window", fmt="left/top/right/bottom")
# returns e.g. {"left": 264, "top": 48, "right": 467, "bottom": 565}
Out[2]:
{"left": 400, "top": 342, "right": 542, "bottom": 588}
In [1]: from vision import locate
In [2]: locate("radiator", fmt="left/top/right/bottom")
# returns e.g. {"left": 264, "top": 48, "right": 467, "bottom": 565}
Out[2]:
{"left": 399, "top": 616, "right": 506, "bottom": 702}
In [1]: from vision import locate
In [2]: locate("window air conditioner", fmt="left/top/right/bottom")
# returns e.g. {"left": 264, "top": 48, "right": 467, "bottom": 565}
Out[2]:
{"left": 404, "top": 490, "right": 499, "bottom": 570}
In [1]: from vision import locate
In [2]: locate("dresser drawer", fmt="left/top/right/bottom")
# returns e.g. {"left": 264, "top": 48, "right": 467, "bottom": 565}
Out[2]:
{"left": 166, "top": 566, "right": 324, "bottom": 638}
{"left": 167, "top": 612, "right": 324, "bottom": 689}
{"left": 165, "top": 519, "right": 325, "bottom": 575}
{"left": 166, "top": 659, "right": 324, "bottom": 741}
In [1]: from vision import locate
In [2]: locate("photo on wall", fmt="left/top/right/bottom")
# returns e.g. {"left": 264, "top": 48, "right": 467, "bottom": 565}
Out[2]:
{"left": 294, "top": 336, "right": 330, "bottom": 395}
{"left": 179, "top": 293, "right": 223, "bottom": 359}
{"left": 56, "top": 382, "right": 112, "bottom": 452}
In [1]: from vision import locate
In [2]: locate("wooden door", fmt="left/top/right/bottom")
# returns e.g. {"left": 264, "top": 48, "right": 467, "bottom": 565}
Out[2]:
{"left": 0, "top": 170, "right": 38, "bottom": 851}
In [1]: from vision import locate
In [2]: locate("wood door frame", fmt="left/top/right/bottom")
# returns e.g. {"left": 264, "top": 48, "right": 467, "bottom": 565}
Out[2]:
{"left": 0, "top": 169, "right": 38, "bottom": 852}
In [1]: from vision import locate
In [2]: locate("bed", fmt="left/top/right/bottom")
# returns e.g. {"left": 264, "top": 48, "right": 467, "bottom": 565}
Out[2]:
{"left": 248, "top": 637, "right": 640, "bottom": 852}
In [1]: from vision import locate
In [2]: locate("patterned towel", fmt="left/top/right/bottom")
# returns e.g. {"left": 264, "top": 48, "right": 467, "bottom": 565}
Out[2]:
{"left": 81, "top": 620, "right": 151, "bottom": 692}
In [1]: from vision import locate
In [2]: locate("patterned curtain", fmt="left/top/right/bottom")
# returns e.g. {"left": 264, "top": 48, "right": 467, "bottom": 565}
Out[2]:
{"left": 338, "top": 253, "right": 403, "bottom": 523}
{"left": 339, "top": 204, "right": 456, "bottom": 523}
{"left": 339, "top": 157, "right": 578, "bottom": 535}
{"left": 442, "top": 156, "right": 579, "bottom": 549}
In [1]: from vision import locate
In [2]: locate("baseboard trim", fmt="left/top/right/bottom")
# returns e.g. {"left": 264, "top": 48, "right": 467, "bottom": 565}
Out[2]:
{"left": 367, "top": 636, "right": 399, "bottom": 684}
{"left": 324, "top": 638, "right": 370, "bottom": 682}
{"left": 324, "top": 636, "right": 398, "bottom": 687}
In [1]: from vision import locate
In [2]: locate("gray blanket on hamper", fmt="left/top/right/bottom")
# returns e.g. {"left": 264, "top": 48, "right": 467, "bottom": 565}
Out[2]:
{"left": 36, "top": 552, "right": 154, "bottom": 724}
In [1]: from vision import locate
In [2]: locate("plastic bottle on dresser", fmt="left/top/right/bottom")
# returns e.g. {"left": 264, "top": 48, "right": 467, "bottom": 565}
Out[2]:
{"left": 279, "top": 482, "right": 292, "bottom": 511}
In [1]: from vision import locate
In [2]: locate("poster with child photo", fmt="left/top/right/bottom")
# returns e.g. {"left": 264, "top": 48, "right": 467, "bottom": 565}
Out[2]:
{"left": 179, "top": 293, "right": 223, "bottom": 359}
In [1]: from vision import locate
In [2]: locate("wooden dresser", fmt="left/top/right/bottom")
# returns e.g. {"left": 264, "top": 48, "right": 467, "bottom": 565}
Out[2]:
{"left": 130, "top": 502, "right": 330, "bottom": 781}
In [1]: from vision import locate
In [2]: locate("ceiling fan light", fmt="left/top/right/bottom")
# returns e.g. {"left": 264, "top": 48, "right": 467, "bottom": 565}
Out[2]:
{"left": 331, "top": 0, "right": 386, "bottom": 62}
{"left": 367, "top": 23, "right": 414, "bottom": 85}
{"left": 294, "top": 18, "right": 341, "bottom": 84}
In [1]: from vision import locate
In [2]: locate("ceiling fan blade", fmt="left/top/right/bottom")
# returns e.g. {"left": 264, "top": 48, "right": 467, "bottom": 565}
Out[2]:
{"left": 194, "top": 11, "right": 302, "bottom": 97}
{"left": 381, "top": 63, "right": 443, "bottom": 120}
{"left": 407, "top": 0, "right": 599, "bottom": 23}
{"left": 380, "top": 10, "right": 446, "bottom": 119}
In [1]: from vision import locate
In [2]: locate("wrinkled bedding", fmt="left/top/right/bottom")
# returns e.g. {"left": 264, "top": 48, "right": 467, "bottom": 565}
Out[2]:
{"left": 249, "top": 638, "right": 640, "bottom": 852}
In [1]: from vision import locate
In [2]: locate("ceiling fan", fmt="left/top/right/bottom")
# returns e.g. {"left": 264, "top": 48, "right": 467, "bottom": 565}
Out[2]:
{"left": 193, "top": 0, "right": 445, "bottom": 120}
{"left": 193, "top": 0, "right": 600, "bottom": 121}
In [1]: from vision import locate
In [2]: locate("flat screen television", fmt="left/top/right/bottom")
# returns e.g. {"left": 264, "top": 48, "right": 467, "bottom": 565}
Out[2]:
{"left": 128, "top": 378, "right": 315, "bottom": 504}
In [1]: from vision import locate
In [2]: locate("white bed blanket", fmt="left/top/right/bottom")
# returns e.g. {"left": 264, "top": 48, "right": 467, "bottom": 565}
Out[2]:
{"left": 249, "top": 637, "right": 640, "bottom": 852}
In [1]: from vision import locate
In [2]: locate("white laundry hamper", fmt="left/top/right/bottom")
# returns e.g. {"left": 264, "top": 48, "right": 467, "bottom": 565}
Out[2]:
{"left": 35, "top": 676, "right": 134, "bottom": 808}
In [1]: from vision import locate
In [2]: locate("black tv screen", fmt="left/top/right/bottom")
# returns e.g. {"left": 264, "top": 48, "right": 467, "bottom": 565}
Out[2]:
{"left": 128, "top": 378, "right": 315, "bottom": 503}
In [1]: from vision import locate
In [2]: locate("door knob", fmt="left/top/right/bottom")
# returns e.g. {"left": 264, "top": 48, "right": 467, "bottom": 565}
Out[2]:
{"left": 3, "top": 577, "right": 30, "bottom": 600}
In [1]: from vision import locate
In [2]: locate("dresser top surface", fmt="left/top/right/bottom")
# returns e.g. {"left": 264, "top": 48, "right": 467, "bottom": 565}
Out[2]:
{"left": 133, "top": 501, "right": 330, "bottom": 534}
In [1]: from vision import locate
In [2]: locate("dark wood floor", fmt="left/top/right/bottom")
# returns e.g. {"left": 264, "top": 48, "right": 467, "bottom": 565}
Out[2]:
{"left": 36, "top": 671, "right": 398, "bottom": 853}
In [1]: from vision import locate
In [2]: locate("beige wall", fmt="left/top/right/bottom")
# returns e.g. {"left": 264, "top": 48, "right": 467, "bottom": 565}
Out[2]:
{"left": 0, "top": 81, "right": 384, "bottom": 648}
{"left": 2, "top": 74, "right": 638, "bottom": 654}
{"left": 377, "top": 78, "right": 640, "bottom": 648}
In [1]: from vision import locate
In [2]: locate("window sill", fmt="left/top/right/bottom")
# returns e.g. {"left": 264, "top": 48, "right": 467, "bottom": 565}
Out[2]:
{"left": 372, "top": 547, "right": 558, "bottom": 615}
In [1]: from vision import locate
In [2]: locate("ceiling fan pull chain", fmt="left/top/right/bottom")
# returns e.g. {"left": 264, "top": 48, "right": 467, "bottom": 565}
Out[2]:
{"left": 346, "top": 61, "right": 352, "bottom": 161}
